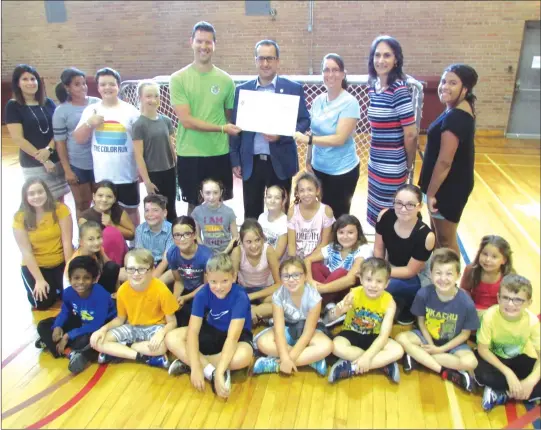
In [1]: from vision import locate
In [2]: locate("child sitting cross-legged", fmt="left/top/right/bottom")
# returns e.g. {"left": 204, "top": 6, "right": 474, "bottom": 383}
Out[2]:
{"left": 164, "top": 254, "right": 254, "bottom": 399}
{"left": 89, "top": 248, "right": 179, "bottom": 368}
{"left": 396, "top": 248, "right": 480, "bottom": 392}
{"left": 252, "top": 256, "right": 333, "bottom": 377}
{"left": 474, "top": 274, "right": 540, "bottom": 411}
{"left": 327, "top": 257, "right": 404, "bottom": 384}
{"left": 36, "top": 256, "right": 116, "bottom": 374}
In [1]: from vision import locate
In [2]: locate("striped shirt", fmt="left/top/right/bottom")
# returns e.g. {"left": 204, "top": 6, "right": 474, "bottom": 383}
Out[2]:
{"left": 135, "top": 221, "right": 174, "bottom": 263}
{"left": 320, "top": 243, "right": 373, "bottom": 272}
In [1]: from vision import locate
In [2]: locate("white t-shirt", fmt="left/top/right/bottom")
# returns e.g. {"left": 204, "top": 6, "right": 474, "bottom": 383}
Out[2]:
{"left": 258, "top": 211, "right": 288, "bottom": 249}
{"left": 77, "top": 100, "right": 140, "bottom": 184}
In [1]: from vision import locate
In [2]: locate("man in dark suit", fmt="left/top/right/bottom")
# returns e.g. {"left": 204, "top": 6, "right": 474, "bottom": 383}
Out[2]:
{"left": 230, "top": 40, "right": 311, "bottom": 220}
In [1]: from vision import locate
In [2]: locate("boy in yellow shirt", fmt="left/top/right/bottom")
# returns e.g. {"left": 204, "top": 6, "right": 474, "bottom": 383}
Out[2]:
{"left": 327, "top": 257, "right": 404, "bottom": 383}
{"left": 90, "top": 249, "right": 179, "bottom": 368}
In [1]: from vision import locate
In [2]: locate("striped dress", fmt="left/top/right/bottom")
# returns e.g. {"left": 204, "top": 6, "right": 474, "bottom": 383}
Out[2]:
{"left": 367, "top": 80, "right": 415, "bottom": 227}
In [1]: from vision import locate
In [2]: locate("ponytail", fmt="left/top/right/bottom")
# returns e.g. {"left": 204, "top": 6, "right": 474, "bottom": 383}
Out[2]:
{"left": 55, "top": 82, "right": 69, "bottom": 103}
{"left": 341, "top": 75, "right": 348, "bottom": 90}
{"left": 465, "top": 91, "right": 477, "bottom": 116}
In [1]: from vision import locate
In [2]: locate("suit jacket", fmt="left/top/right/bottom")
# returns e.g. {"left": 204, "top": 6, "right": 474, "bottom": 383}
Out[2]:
{"left": 229, "top": 76, "right": 311, "bottom": 181}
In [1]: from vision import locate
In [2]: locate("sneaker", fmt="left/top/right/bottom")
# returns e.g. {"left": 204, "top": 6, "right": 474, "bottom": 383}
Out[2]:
{"left": 324, "top": 302, "right": 337, "bottom": 312}
{"left": 482, "top": 386, "right": 509, "bottom": 411}
{"left": 309, "top": 358, "right": 327, "bottom": 377}
{"left": 442, "top": 368, "right": 473, "bottom": 392}
{"left": 402, "top": 354, "right": 417, "bottom": 373}
{"left": 381, "top": 362, "right": 400, "bottom": 383}
{"left": 397, "top": 311, "right": 415, "bottom": 326}
{"left": 252, "top": 356, "right": 280, "bottom": 375}
{"left": 328, "top": 359, "right": 355, "bottom": 383}
{"left": 146, "top": 355, "right": 170, "bottom": 369}
{"left": 35, "top": 338, "right": 46, "bottom": 349}
{"left": 168, "top": 359, "right": 190, "bottom": 376}
{"left": 322, "top": 310, "right": 346, "bottom": 328}
{"left": 211, "top": 369, "right": 231, "bottom": 395}
{"left": 97, "top": 353, "right": 123, "bottom": 364}
{"left": 68, "top": 351, "right": 90, "bottom": 374}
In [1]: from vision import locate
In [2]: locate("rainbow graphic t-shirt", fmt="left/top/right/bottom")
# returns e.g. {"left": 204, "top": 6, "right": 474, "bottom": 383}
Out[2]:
{"left": 80, "top": 100, "right": 140, "bottom": 184}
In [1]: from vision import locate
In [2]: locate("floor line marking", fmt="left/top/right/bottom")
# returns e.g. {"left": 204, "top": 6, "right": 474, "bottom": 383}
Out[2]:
{"left": 474, "top": 170, "right": 540, "bottom": 255}
{"left": 444, "top": 381, "right": 465, "bottom": 429}
{"left": 25, "top": 364, "right": 108, "bottom": 429}
{"left": 484, "top": 155, "right": 538, "bottom": 205}
{"left": 504, "top": 404, "right": 540, "bottom": 429}
{"left": 1, "top": 374, "right": 75, "bottom": 419}
{"left": 2, "top": 339, "right": 33, "bottom": 369}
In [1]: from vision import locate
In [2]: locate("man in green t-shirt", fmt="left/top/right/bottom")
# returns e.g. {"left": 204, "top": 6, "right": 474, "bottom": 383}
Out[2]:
{"left": 170, "top": 21, "right": 241, "bottom": 214}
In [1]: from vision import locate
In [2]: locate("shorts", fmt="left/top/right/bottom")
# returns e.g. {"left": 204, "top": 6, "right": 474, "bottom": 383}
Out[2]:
{"left": 70, "top": 164, "right": 95, "bottom": 184}
{"left": 335, "top": 330, "right": 379, "bottom": 351}
{"left": 423, "top": 193, "right": 446, "bottom": 220}
{"left": 412, "top": 329, "right": 472, "bottom": 354}
{"left": 245, "top": 285, "right": 267, "bottom": 305}
{"left": 109, "top": 324, "right": 164, "bottom": 344}
{"left": 177, "top": 154, "right": 233, "bottom": 205}
{"left": 254, "top": 322, "right": 326, "bottom": 349}
{"left": 115, "top": 182, "right": 140, "bottom": 209}
{"left": 199, "top": 321, "right": 253, "bottom": 356}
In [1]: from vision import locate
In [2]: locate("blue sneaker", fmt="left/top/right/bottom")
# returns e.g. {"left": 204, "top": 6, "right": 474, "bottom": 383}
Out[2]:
{"left": 146, "top": 355, "right": 170, "bottom": 369}
{"left": 381, "top": 362, "right": 400, "bottom": 383}
{"left": 309, "top": 359, "right": 327, "bottom": 377}
{"left": 252, "top": 357, "right": 280, "bottom": 375}
{"left": 97, "top": 353, "right": 123, "bottom": 364}
{"left": 482, "top": 386, "right": 509, "bottom": 411}
{"left": 328, "top": 359, "right": 355, "bottom": 383}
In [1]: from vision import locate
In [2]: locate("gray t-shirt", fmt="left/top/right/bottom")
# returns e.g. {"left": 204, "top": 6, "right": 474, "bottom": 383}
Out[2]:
{"left": 411, "top": 285, "right": 480, "bottom": 346}
{"left": 132, "top": 114, "right": 174, "bottom": 172}
{"left": 52, "top": 97, "right": 100, "bottom": 170}
{"left": 192, "top": 203, "right": 236, "bottom": 253}
{"left": 272, "top": 283, "right": 322, "bottom": 324}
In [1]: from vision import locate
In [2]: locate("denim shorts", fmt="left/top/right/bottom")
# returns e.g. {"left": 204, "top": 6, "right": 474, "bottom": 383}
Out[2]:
{"left": 412, "top": 329, "right": 472, "bottom": 354}
{"left": 422, "top": 193, "right": 446, "bottom": 220}
{"left": 70, "top": 164, "right": 95, "bottom": 184}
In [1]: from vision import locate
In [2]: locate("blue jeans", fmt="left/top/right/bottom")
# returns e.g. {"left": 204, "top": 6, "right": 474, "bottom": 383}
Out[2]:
{"left": 386, "top": 275, "right": 421, "bottom": 303}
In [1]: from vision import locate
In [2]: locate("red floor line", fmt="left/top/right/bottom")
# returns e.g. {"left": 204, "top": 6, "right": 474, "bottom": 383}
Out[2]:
{"left": 504, "top": 405, "right": 541, "bottom": 429}
{"left": 506, "top": 402, "right": 519, "bottom": 425}
{"left": 2, "top": 374, "right": 75, "bottom": 419}
{"left": 1, "top": 339, "right": 33, "bottom": 369}
{"left": 25, "top": 364, "right": 108, "bottom": 429}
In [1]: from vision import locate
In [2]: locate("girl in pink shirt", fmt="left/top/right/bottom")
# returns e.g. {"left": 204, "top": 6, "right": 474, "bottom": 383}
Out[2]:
{"left": 287, "top": 172, "right": 335, "bottom": 259}
{"left": 231, "top": 219, "right": 281, "bottom": 324}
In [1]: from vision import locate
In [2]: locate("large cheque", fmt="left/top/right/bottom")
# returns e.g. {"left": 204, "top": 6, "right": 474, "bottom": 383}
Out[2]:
{"left": 235, "top": 89, "right": 300, "bottom": 136}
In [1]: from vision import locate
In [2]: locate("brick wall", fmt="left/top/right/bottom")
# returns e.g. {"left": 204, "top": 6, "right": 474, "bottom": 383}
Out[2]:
{"left": 2, "top": 1, "right": 539, "bottom": 131}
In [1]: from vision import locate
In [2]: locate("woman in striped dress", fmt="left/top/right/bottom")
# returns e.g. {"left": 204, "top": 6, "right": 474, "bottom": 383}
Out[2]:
{"left": 366, "top": 36, "right": 418, "bottom": 227}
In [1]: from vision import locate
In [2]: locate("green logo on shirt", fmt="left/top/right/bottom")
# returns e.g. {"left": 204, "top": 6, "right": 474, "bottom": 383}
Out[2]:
{"left": 210, "top": 85, "right": 220, "bottom": 95}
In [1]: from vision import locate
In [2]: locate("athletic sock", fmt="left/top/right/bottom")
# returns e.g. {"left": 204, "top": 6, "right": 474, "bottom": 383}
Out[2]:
{"left": 135, "top": 353, "right": 151, "bottom": 363}
{"left": 203, "top": 364, "right": 216, "bottom": 381}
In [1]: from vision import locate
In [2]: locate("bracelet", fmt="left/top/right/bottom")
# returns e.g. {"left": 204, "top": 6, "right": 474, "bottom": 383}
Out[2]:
{"left": 308, "top": 135, "right": 313, "bottom": 146}
{"left": 221, "top": 125, "right": 225, "bottom": 134}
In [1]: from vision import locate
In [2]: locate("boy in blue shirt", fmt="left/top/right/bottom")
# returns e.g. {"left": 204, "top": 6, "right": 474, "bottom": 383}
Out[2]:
{"left": 36, "top": 256, "right": 116, "bottom": 374}
{"left": 164, "top": 253, "right": 253, "bottom": 398}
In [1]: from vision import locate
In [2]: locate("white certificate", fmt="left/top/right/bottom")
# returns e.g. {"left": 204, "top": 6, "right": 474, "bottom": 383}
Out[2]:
{"left": 235, "top": 89, "right": 300, "bottom": 136}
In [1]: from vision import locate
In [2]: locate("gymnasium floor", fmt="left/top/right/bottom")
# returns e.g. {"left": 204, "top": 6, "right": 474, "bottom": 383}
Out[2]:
{"left": 1, "top": 126, "right": 540, "bottom": 429}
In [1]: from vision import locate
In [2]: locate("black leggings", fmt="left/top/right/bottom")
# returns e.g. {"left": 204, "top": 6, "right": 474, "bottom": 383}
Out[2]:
{"left": 98, "top": 261, "right": 121, "bottom": 294}
{"left": 148, "top": 167, "right": 178, "bottom": 222}
{"left": 474, "top": 351, "right": 541, "bottom": 400}
{"left": 21, "top": 263, "right": 65, "bottom": 310}
{"left": 36, "top": 314, "right": 94, "bottom": 359}
{"left": 313, "top": 163, "right": 360, "bottom": 220}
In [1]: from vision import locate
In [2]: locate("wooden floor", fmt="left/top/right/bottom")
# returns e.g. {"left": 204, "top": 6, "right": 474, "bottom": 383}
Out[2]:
{"left": 1, "top": 126, "right": 540, "bottom": 429}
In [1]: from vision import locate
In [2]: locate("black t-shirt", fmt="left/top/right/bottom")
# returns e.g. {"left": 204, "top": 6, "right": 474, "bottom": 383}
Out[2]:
{"left": 418, "top": 108, "right": 475, "bottom": 223}
{"left": 4, "top": 98, "right": 59, "bottom": 168}
{"left": 375, "top": 209, "right": 433, "bottom": 267}
{"left": 80, "top": 205, "right": 124, "bottom": 228}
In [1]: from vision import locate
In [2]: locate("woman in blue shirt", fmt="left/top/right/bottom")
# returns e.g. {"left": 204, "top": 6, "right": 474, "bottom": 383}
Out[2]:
{"left": 295, "top": 53, "right": 360, "bottom": 219}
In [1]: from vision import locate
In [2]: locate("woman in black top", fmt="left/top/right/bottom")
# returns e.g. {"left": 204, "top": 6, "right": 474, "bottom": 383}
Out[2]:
{"left": 5, "top": 64, "right": 69, "bottom": 201}
{"left": 375, "top": 184, "right": 435, "bottom": 324}
{"left": 419, "top": 64, "right": 478, "bottom": 256}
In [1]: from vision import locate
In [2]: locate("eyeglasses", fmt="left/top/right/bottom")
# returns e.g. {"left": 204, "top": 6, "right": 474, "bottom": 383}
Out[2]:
{"left": 256, "top": 56, "right": 278, "bottom": 63}
{"left": 125, "top": 267, "right": 151, "bottom": 275}
{"left": 281, "top": 272, "right": 303, "bottom": 281}
{"left": 173, "top": 232, "right": 194, "bottom": 240}
{"left": 394, "top": 200, "right": 420, "bottom": 211}
{"left": 498, "top": 294, "right": 527, "bottom": 306}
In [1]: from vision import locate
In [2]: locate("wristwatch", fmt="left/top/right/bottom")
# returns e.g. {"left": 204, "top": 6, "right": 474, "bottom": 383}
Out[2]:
{"left": 47, "top": 146, "right": 55, "bottom": 155}
{"left": 308, "top": 135, "right": 313, "bottom": 146}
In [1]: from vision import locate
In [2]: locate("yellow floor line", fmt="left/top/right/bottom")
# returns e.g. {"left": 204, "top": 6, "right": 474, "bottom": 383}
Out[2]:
{"left": 475, "top": 170, "right": 540, "bottom": 255}
{"left": 484, "top": 154, "right": 538, "bottom": 204}
{"left": 444, "top": 381, "right": 465, "bottom": 429}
